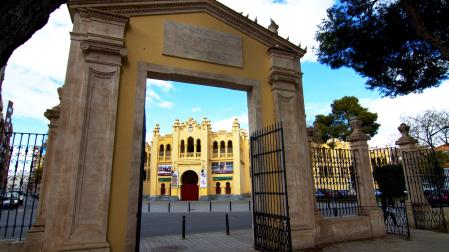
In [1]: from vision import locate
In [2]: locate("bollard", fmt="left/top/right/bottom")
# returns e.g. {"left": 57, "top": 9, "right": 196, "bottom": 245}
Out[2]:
{"left": 168, "top": 202, "right": 171, "bottom": 213}
{"left": 249, "top": 200, "right": 251, "bottom": 211}
{"left": 182, "top": 216, "right": 186, "bottom": 239}
{"left": 229, "top": 201, "right": 232, "bottom": 212}
{"left": 148, "top": 202, "right": 150, "bottom": 213}
{"left": 225, "top": 214, "right": 230, "bottom": 235}
{"left": 188, "top": 202, "right": 191, "bottom": 212}
{"left": 210, "top": 201, "right": 212, "bottom": 212}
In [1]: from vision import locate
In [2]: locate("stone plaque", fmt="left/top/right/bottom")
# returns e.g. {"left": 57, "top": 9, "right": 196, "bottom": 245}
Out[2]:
{"left": 163, "top": 21, "right": 243, "bottom": 67}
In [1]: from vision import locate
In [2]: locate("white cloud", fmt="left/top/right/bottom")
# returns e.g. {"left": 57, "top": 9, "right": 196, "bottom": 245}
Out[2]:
{"left": 212, "top": 114, "right": 249, "bottom": 131}
{"left": 192, "top": 107, "right": 202, "bottom": 113}
{"left": 146, "top": 89, "right": 175, "bottom": 109}
{"left": 147, "top": 79, "right": 175, "bottom": 92}
{"left": 305, "top": 102, "right": 331, "bottom": 124}
{"left": 2, "top": 5, "right": 70, "bottom": 121}
{"left": 158, "top": 101, "right": 175, "bottom": 109}
{"left": 217, "top": 0, "right": 335, "bottom": 61}
{"left": 3, "top": 65, "right": 60, "bottom": 121}
{"left": 361, "top": 81, "right": 449, "bottom": 147}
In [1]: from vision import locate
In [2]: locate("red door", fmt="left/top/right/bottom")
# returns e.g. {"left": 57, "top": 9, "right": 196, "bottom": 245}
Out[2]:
{"left": 181, "top": 184, "right": 199, "bottom": 201}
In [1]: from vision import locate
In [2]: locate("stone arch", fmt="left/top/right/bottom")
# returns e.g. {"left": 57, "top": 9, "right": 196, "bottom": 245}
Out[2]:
{"left": 35, "top": 1, "right": 315, "bottom": 251}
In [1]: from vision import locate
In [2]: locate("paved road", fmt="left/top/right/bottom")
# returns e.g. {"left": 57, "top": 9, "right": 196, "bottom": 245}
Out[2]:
{"left": 0, "top": 195, "right": 38, "bottom": 240}
{"left": 140, "top": 212, "right": 252, "bottom": 238}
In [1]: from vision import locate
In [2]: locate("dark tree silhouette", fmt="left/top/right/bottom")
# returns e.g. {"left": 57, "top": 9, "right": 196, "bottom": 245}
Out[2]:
{"left": 316, "top": 0, "right": 449, "bottom": 97}
{"left": 0, "top": 0, "right": 67, "bottom": 68}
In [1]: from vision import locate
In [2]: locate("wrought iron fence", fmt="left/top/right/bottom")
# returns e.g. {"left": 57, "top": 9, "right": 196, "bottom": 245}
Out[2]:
{"left": 250, "top": 122, "right": 292, "bottom": 252}
{"left": 403, "top": 149, "right": 448, "bottom": 232}
{"left": 0, "top": 132, "right": 47, "bottom": 240}
{"left": 311, "top": 148, "right": 361, "bottom": 217}
{"left": 369, "top": 147, "right": 410, "bottom": 239}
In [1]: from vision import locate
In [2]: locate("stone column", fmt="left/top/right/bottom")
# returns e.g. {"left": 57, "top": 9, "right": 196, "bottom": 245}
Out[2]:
{"left": 307, "top": 127, "right": 322, "bottom": 220}
{"left": 347, "top": 117, "right": 385, "bottom": 237}
{"left": 395, "top": 123, "right": 419, "bottom": 228}
{"left": 23, "top": 88, "right": 62, "bottom": 250}
{"left": 40, "top": 9, "right": 128, "bottom": 252}
{"left": 269, "top": 48, "right": 316, "bottom": 249}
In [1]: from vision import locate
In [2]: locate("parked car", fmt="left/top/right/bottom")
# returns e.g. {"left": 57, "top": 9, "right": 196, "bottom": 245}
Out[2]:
{"left": 425, "top": 189, "right": 449, "bottom": 207}
{"left": 1, "top": 193, "right": 19, "bottom": 209}
{"left": 374, "top": 189, "right": 382, "bottom": 197}
{"left": 12, "top": 191, "right": 24, "bottom": 205}
{"left": 315, "top": 189, "right": 326, "bottom": 199}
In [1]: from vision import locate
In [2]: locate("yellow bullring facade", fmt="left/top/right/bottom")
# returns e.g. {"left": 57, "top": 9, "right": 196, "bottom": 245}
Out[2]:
{"left": 143, "top": 118, "right": 251, "bottom": 200}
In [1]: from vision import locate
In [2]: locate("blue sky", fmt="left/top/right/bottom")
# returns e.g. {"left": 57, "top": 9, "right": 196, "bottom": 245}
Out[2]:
{"left": 2, "top": 1, "right": 449, "bottom": 147}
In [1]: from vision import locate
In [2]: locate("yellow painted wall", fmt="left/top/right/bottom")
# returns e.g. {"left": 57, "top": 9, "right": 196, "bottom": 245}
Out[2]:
{"left": 108, "top": 12, "right": 275, "bottom": 251}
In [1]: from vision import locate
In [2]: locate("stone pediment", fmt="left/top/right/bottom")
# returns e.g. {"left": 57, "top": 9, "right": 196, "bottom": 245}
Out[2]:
{"left": 68, "top": 0, "right": 306, "bottom": 57}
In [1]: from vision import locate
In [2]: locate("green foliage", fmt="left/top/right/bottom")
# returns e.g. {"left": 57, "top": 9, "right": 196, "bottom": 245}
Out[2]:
{"left": 316, "top": 0, "right": 449, "bottom": 97}
{"left": 313, "top": 96, "right": 380, "bottom": 142}
{"left": 373, "top": 164, "right": 406, "bottom": 197}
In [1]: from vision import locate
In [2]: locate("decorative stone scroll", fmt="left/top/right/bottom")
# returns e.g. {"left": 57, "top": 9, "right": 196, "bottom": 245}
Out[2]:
{"left": 163, "top": 21, "right": 243, "bottom": 67}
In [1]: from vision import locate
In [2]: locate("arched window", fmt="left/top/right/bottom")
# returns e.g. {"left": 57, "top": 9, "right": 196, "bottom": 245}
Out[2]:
{"left": 220, "top": 141, "right": 225, "bottom": 154}
{"left": 166, "top": 144, "right": 171, "bottom": 157}
{"left": 225, "top": 182, "right": 231, "bottom": 194}
{"left": 187, "top": 137, "right": 194, "bottom": 153}
{"left": 160, "top": 183, "right": 166, "bottom": 195}
{"left": 180, "top": 140, "right": 185, "bottom": 153}
{"left": 159, "top": 144, "right": 164, "bottom": 157}
{"left": 216, "top": 182, "right": 221, "bottom": 194}
{"left": 227, "top": 140, "right": 233, "bottom": 153}
{"left": 196, "top": 139, "right": 201, "bottom": 153}
{"left": 213, "top": 141, "right": 218, "bottom": 154}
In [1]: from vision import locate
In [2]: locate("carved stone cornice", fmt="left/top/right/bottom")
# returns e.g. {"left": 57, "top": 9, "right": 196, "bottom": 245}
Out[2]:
{"left": 80, "top": 40, "right": 128, "bottom": 58}
{"left": 78, "top": 7, "right": 129, "bottom": 25}
{"left": 68, "top": 0, "right": 306, "bottom": 57}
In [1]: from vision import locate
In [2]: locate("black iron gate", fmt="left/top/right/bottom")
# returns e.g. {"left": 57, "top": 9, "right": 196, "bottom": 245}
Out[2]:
{"left": 369, "top": 147, "right": 410, "bottom": 239}
{"left": 0, "top": 132, "right": 47, "bottom": 240}
{"left": 250, "top": 122, "right": 292, "bottom": 252}
{"left": 402, "top": 149, "right": 448, "bottom": 232}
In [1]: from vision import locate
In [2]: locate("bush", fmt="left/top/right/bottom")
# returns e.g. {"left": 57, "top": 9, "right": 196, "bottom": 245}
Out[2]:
{"left": 373, "top": 164, "right": 406, "bottom": 197}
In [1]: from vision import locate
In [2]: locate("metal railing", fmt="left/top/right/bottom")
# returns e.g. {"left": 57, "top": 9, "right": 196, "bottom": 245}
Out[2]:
{"left": 311, "top": 148, "right": 361, "bottom": 217}
{"left": 369, "top": 147, "right": 410, "bottom": 239}
{"left": 0, "top": 132, "right": 47, "bottom": 240}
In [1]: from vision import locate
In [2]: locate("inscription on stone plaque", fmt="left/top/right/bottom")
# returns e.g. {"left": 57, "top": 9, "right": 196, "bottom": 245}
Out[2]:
{"left": 163, "top": 21, "right": 243, "bottom": 68}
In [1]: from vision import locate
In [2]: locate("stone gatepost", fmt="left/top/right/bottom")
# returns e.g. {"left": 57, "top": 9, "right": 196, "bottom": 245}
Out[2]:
{"left": 347, "top": 117, "right": 385, "bottom": 237}
{"left": 269, "top": 48, "right": 316, "bottom": 249}
{"left": 23, "top": 88, "right": 62, "bottom": 251}
{"left": 395, "top": 123, "right": 418, "bottom": 229}
{"left": 40, "top": 9, "right": 128, "bottom": 252}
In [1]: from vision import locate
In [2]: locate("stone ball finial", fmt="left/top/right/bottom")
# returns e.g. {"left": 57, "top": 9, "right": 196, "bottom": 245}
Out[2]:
{"left": 398, "top": 123, "right": 410, "bottom": 136}
{"left": 395, "top": 123, "right": 417, "bottom": 145}
{"left": 268, "top": 18, "right": 279, "bottom": 34}
{"left": 347, "top": 116, "right": 370, "bottom": 142}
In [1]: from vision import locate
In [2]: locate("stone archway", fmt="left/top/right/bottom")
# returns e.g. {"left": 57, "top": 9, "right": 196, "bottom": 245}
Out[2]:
{"left": 181, "top": 170, "right": 199, "bottom": 201}
{"left": 27, "top": 1, "right": 318, "bottom": 251}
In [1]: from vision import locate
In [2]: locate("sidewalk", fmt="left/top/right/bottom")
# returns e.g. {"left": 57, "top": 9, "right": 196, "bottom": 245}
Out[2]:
{"left": 140, "top": 229, "right": 449, "bottom": 252}
{"left": 143, "top": 200, "right": 252, "bottom": 213}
